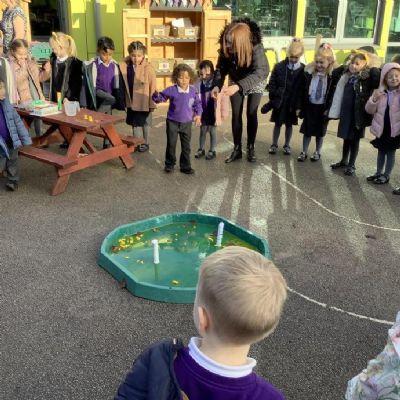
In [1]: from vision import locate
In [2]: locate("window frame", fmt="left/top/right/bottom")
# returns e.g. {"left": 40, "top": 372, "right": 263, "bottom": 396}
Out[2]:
{"left": 302, "top": 0, "right": 382, "bottom": 47}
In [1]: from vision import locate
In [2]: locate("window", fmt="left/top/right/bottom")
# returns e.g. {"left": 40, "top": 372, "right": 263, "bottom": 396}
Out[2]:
{"left": 304, "top": 0, "right": 339, "bottom": 38}
{"left": 389, "top": 0, "right": 400, "bottom": 42}
{"left": 344, "top": 0, "right": 378, "bottom": 38}
{"left": 213, "top": 0, "right": 294, "bottom": 36}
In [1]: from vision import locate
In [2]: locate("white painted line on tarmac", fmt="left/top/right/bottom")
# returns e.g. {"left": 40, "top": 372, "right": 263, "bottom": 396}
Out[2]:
{"left": 261, "top": 162, "right": 400, "bottom": 232}
{"left": 222, "top": 135, "right": 400, "bottom": 231}
{"left": 221, "top": 135, "right": 396, "bottom": 325}
{"left": 287, "top": 287, "right": 394, "bottom": 325}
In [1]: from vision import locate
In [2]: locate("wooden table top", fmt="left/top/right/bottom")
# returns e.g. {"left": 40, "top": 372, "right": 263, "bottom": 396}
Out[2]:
{"left": 17, "top": 107, "right": 125, "bottom": 131}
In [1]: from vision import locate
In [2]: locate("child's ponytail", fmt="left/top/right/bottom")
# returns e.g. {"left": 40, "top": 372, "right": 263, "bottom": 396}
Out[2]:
{"left": 50, "top": 32, "right": 77, "bottom": 58}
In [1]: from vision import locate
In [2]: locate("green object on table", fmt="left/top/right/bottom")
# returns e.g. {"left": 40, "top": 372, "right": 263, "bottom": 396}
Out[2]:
{"left": 98, "top": 213, "right": 271, "bottom": 303}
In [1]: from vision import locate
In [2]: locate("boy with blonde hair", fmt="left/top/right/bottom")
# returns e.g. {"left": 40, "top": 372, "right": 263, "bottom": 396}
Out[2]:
{"left": 115, "top": 246, "right": 287, "bottom": 400}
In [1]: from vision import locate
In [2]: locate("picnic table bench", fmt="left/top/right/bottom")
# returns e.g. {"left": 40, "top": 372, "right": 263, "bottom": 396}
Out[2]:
{"left": 17, "top": 108, "right": 144, "bottom": 195}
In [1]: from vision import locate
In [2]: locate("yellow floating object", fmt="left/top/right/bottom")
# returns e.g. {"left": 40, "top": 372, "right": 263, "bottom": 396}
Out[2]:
{"left": 124, "top": 256, "right": 130, "bottom": 259}
{"left": 171, "top": 280, "right": 180, "bottom": 285}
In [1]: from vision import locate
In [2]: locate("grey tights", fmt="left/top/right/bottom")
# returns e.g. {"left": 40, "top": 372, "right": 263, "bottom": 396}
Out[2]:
{"left": 133, "top": 126, "right": 150, "bottom": 145}
{"left": 377, "top": 149, "right": 396, "bottom": 177}
{"left": 302, "top": 135, "right": 324, "bottom": 154}
{"left": 272, "top": 124, "right": 292, "bottom": 147}
{"left": 199, "top": 125, "right": 216, "bottom": 151}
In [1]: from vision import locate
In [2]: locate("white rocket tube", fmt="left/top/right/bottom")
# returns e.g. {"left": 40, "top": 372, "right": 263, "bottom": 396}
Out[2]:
{"left": 216, "top": 222, "right": 224, "bottom": 247}
{"left": 152, "top": 239, "right": 160, "bottom": 264}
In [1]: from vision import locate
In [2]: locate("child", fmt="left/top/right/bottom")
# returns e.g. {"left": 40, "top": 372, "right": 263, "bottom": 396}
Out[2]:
{"left": 365, "top": 63, "right": 400, "bottom": 185}
{"left": 328, "top": 50, "right": 380, "bottom": 176}
{"left": 42, "top": 32, "right": 83, "bottom": 104}
{"left": 82, "top": 36, "right": 124, "bottom": 114}
{"left": 152, "top": 64, "right": 202, "bottom": 174}
{"left": 41, "top": 32, "right": 83, "bottom": 148}
{"left": 0, "top": 78, "right": 32, "bottom": 191}
{"left": 120, "top": 41, "right": 156, "bottom": 152}
{"left": 82, "top": 36, "right": 125, "bottom": 148}
{"left": 114, "top": 246, "right": 288, "bottom": 400}
{"left": 264, "top": 38, "right": 305, "bottom": 155}
{"left": 297, "top": 43, "right": 336, "bottom": 162}
{"left": 194, "top": 60, "right": 217, "bottom": 160}
{"left": 8, "top": 39, "right": 45, "bottom": 136}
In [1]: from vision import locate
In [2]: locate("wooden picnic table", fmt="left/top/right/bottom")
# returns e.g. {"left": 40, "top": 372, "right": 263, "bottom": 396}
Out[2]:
{"left": 17, "top": 108, "right": 144, "bottom": 195}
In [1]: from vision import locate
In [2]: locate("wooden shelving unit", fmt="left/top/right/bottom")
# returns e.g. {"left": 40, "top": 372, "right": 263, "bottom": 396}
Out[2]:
{"left": 123, "top": 1, "right": 231, "bottom": 89}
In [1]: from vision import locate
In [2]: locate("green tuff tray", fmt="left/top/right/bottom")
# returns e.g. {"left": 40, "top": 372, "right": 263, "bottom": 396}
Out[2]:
{"left": 98, "top": 213, "right": 270, "bottom": 303}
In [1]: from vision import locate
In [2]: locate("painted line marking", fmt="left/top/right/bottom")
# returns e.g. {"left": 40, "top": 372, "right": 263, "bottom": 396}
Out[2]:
{"left": 222, "top": 135, "right": 396, "bottom": 325}
{"left": 287, "top": 287, "right": 394, "bottom": 325}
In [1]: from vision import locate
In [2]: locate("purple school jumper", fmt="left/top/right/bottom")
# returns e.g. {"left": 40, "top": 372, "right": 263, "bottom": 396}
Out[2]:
{"left": 152, "top": 85, "right": 202, "bottom": 123}
{"left": 174, "top": 347, "right": 285, "bottom": 400}
{"left": 95, "top": 58, "right": 115, "bottom": 94}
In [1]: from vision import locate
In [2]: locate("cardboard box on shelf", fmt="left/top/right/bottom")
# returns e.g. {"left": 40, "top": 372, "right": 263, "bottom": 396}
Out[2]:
{"left": 150, "top": 58, "right": 184, "bottom": 73}
{"left": 151, "top": 25, "right": 170, "bottom": 38}
{"left": 172, "top": 26, "right": 200, "bottom": 38}
{"left": 183, "top": 59, "right": 199, "bottom": 71}
{"left": 171, "top": 17, "right": 200, "bottom": 38}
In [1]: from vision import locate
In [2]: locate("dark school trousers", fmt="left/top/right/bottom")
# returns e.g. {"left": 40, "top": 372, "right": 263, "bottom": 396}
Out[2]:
{"left": 165, "top": 119, "right": 192, "bottom": 170}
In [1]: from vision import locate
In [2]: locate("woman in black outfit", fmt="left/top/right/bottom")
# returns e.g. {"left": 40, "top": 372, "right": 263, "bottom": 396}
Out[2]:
{"left": 212, "top": 18, "right": 269, "bottom": 163}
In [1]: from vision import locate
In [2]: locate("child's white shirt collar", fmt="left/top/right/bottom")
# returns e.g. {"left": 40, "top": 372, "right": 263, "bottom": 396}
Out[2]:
{"left": 56, "top": 55, "right": 68, "bottom": 63}
{"left": 176, "top": 84, "right": 190, "bottom": 94}
{"left": 188, "top": 337, "right": 256, "bottom": 378}
{"left": 97, "top": 56, "right": 114, "bottom": 67}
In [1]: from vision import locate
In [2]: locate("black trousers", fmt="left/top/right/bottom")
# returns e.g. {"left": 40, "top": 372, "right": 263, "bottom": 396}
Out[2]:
{"left": 96, "top": 89, "right": 115, "bottom": 114}
{"left": 165, "top": 119, "right": 192, "bottom": 170}
{"left": 230, "top": 92, "right": 262, "bottom": 146}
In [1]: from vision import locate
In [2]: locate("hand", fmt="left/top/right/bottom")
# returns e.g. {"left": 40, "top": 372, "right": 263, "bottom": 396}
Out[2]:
{"left": 222, "top": 84, "right": 240, "bottom": 97}
{"left": 42, "top": 61, "right": 51, "bottom": 73}
{"left": 194, "top": 115, "right": 201, "bottom": 127}
{"left": 372, "top": 89, "right": 384, "bottom": 102}
{"left": 211, "top": 86, "right": 220, "bottom": 99}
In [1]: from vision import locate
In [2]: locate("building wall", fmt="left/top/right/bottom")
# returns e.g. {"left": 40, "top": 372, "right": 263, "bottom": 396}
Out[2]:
{"left": 66, "top": 0, "right": 396, "bottom": 65}
{"left": 67, "top": 0, "right": 126, "bottom": 61}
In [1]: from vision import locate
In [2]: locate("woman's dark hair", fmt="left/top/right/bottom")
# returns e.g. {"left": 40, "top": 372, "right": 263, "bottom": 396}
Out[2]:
{"left": 198, "top": 60, "right": 214, "bottom": 73}
{"left": 10, "top": 38, "right": 29, "bottom": 53}
{"left": 127, "top": 41, "right": 146, "bottom": 55}
{"left": 171, "top": 63, "right": 196, "bottom": 84}
{"left": 0, "top": 78, "right": 4, "bottom": 85}
{"left": 97, "top": 36, "right": 115, "bottom": 52}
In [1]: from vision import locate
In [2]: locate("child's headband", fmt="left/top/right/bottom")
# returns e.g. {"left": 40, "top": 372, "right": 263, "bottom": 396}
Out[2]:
{"left": 320, "top": 42, "right": 332, "bottom": 50}
{"left": 51, "top": 32, "right": 73, "bottom": 47}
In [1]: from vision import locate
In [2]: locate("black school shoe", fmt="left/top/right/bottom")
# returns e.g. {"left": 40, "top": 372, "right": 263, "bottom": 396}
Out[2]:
{"left": 164, "top": 165, "right": 174, "bottom": 173}
{"left": 331, "top": 161, "right": 348, "bottom": 169}
{"left": 205, "top": 150, "right": 216, "bottom": 160}
{"left": 195, "top": 149, "right": 205, "bottom": 159}
{"left": 180, "top": 168, "right": 195, "bottom": 175}
{"left": 374, "top": 175, "right": 390, "bottom": 184}
{"left": 5, "top": 181, "right": 18, "bottom": 191}
{"left": 367, "top": 173, "right": 382, "bottom": 181}
{"left": 393, "top": 187, "right": 400, "bottom": 195}
{"left": 344, "top": 166, "right": 356, "bottom": 176}
{"left": 138, "top": 144, "right": 149, "bottom": 152}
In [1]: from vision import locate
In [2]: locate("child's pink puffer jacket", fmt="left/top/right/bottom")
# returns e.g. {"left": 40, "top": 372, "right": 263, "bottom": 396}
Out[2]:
{"left": 365, "top": 62, "right": 400, "bottom": 138}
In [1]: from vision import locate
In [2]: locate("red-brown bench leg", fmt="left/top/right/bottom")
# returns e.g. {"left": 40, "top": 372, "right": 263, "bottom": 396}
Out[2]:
{"left": 102, "top": 125, "right": 134, "bottom": 169}
{"left": 51, "top": 173, "right": 71, "bottom": 196}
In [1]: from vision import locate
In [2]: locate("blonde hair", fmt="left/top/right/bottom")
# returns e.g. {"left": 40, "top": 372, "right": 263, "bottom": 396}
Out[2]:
{"left": 287, "top": 38, "right": 304, "bottom": 58}
{"left": 313, "top": 43, "right": 337, "bottom": 74}
{"left": 197, "top": 246, "right": 287, "bottom": 345}
{"left": 223, "top": 23, "right": 252, "bottom": 68}
{"left": 49, "top": 32, "right": 77, "bottom": 58}
{"left": 350, "top": 50, "right": 369, "bottom": 65}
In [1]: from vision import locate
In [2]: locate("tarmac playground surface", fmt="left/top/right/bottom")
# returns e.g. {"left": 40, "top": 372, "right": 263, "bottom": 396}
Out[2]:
{"left": 1, "top": 101, "right": 399, "bottom": 399}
